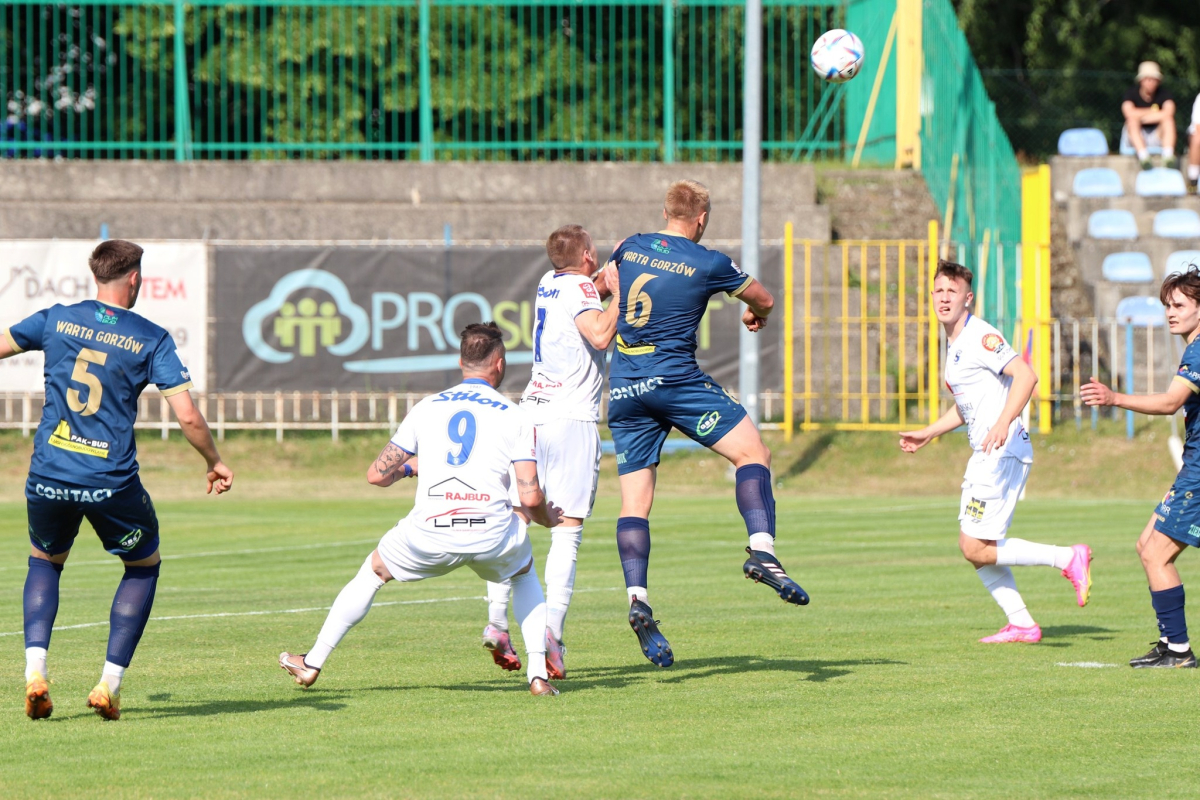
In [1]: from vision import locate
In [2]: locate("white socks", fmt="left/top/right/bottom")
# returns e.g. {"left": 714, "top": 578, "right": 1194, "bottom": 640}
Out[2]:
{"left": 25, "top": 646, "right": 47, "bottom": 682}
{"left": 748, "top": 532, "right": 775, "bottom": 556}
{"left": 1138, "top": 148, "right": 1150, "bottom": 162}
{"left": 627, "top": 586, "right": 648, "bottom": 605}
{"left": 102, "top": 662, "right": 126, "bottom": 695}
{"left": 510, "top": 566, "right": 548, "bottom": 683}
{"left": 486, "top": 580, "right": 512, "bottom": 631}
{"left": 976, "top": 565, "right": 1036, "bottom": 628}
{"left": 544, "top": 526, "right": 582, "bottom": 641}
{"left": 486, "top": 525, "right": 583, "bottom": 642}
{"left": 1189, "top": 164, "right": 1200, "bottom": 181}
{"left": 307, "top": 556, "right": 385, "bottom": 670}
{"left": 995, "top": 538, "right": 1073, "bottom": 570}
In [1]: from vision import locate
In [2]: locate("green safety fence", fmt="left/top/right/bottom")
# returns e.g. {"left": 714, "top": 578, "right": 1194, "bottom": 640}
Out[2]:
{"left": 0, "top": 0, "right": 848, "bottom": 161}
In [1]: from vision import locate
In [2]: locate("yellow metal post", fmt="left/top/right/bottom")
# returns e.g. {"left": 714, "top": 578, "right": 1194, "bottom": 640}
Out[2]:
{"left": 852, "top": 10, "right": 898, "bottom": 168}
{"left": 804, "top": 241, "right": 813, "bottom": 431}
{"left": 927, "top": 220, "right": 940, "bottom": 424}
{"left": 899, "top": 243, "right": 907, "bottom": 427}
{"left": 894, "top": 0, "right": 922, "bottom": 169}
{"left": 783, "top": 222, "right": 795, "bottom": 442}
{"left": 1021, "top": 165, "right": 1052, "bottom": 432}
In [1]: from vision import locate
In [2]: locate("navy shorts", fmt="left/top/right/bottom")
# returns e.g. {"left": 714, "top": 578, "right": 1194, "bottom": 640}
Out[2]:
{"left": 1154, "top": 482, "right": 1200, "bottom": 548}
{"left": 608, "top": 373, "right": 747, "bottom": 475}
{"left": 26, "top": 476, "right": 161, "bottom": 561}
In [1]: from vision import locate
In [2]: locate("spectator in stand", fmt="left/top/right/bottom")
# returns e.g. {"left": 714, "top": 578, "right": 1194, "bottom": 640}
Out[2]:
{"left": 1187, "top": 93, "right": 1200, "bottom": 191}
{"left": 1121, "top": 61, "right": 1177, "bottom": 170}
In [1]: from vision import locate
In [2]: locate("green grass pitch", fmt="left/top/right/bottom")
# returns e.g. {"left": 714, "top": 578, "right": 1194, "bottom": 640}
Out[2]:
{"left": 2, "top": 490, "right": 1199, "bottom": 798}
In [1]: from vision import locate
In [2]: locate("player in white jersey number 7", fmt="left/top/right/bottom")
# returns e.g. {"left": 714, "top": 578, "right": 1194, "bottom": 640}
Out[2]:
{"left": 280, "top": 323, "right": 566, "bottom": 696}
{"left": 480, "top": 225, "right": 621, "bottom": 681}
{"left": 899, "top": 261, "right": 1092, "bottom": 644}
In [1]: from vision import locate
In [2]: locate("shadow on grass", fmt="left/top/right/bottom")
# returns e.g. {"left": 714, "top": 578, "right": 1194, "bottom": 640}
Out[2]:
{"left": 135, "top": 691, "right": 350, "bottom": 718}
{"left": 394, "top": 655, "right": 906, "bottom": 694}
{"left": 1038, "top": 625, "right": 1116, "bottom": 643}
{"left": 781, "top": 432, "right": 838, "bottom": 479}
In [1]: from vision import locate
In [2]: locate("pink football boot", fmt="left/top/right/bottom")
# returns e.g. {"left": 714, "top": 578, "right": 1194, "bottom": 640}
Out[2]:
{"left": 979, "top": 623, "right": 1043, "bottom": 643}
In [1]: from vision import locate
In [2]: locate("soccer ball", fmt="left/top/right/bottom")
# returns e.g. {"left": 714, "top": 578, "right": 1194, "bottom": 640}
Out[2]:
{"left": 810, "top": 29, "right": 864, "bottom": 83}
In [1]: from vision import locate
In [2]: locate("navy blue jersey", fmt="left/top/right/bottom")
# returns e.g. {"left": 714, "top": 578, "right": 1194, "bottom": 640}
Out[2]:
{"left": 608, "top": 233, "right": 752, "bottom": 379}
{"left": 4, "top": 300, "right": 193, "bottom": 490}
{"left": 1174, "top": 337, "right": 1200, "bottom": 483}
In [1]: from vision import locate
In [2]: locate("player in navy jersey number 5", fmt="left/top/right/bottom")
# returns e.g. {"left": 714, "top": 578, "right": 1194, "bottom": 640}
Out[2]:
{"left": 604, "top": 180, "right": 809, "bottom": 668}
{"left": 2, "top": 240, "right": 234, "bottom": 721}
{"left": 1082, "top": 265, "right": 1200, "bottom": 668}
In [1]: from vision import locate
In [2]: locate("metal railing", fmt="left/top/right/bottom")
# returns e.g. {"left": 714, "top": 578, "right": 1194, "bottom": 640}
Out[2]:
{"left": 0, "top": 389, "right": 791, "bottom": 440}
{"left": 0, "top": 0, "right": 846, "bottom": 162}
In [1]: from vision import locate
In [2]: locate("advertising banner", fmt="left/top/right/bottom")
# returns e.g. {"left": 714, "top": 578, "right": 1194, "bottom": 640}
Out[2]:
{"left": 212, "top": 245, "right": 782, "bottom": 394}
{"left": 0, "top": 241, "right": 209, "bottom": 391}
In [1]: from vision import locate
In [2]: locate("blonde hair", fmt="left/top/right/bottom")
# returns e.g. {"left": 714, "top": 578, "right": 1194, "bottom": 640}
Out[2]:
{"left": 664, "top": 180, "right": 711, "bottom": 221}
{"left": 545, "top": 224, "right": 591, "bottom": 271}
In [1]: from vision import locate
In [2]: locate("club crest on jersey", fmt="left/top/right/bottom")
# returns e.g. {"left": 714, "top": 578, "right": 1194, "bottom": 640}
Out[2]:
{"left": 650, "top": 239, "right": 672, "bottom": 254}
{"left": 696, "top": 411, "right": 721, "bottom": 437}
{"left": 981, "top": 334, "right": 1004, "bottom": 352}
{"left": 95, "top": 307, "right": 119, "bottom": 325}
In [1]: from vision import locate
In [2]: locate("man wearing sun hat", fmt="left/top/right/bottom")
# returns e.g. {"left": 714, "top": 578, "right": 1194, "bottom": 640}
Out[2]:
{"left": 1121, "top": 61, "right": 1178, "bottom": 170}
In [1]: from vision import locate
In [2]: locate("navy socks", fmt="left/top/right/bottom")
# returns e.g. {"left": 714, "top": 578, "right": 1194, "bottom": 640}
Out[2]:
{"left": 1150, "top": 584, "right": 1188, "bottom": 646}
{"left": 24, "top": 556, "right": 64, "bottom": 650}
{"left": 106, "top": 562, "right": 161, "bottom": 668}
{"left": 616, "top": 517, "right": 651, "bottom": 590}
{"left": 735, "top": 464, "right": 776, "bottom": 538}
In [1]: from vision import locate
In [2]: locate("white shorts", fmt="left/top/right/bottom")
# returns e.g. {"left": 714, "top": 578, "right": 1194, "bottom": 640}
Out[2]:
{"left": 376, "top": 516, "right": 532, "bottom": 584}
{"left": 958, "top": 453, "right": 1031, "bottom": 541}
{"left": 509, "top": 417, "right": 601, "bottom": 519}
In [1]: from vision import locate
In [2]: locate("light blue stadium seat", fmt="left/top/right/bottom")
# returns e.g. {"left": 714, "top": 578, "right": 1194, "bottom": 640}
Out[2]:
{"left": 1116, "top": 296, "right": 1166, "bottom": 327}
{"left": 1057, "top": 128, "right": 1109, "bottom": 157}
{"left": 1072, "top": 167, "right": 1124, "bottom": 197}
{"left": 1166, "top": 250, "right": 1200, "bottom": 277}
{"left": 1135, "top": 168, "right": 1187, "bottom": 197}
{"left": 1153, "top": 208, "right": 1200, "bottom": 238}
{"left": 1087, "top": 209, "right": 1138, "bottom": 240}
{"left": 1101, "top": 252, "right": 1153, "bottom": 283}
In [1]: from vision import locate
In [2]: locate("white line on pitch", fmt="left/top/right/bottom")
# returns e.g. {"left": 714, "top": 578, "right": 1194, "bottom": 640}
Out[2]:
{"left": 1056, "top": 662, "right": 1119, "bottom": 668}
{"left": 0, "top": 586, "right": 622, "bottom": 638}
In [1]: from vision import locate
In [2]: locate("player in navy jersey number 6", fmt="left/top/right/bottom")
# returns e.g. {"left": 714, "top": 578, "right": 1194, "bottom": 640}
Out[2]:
{"left": 603, "top": 180, "right": 809, "bottom": 668}
{"left": 1, "top": 240, "right": 234, "bottom": 721}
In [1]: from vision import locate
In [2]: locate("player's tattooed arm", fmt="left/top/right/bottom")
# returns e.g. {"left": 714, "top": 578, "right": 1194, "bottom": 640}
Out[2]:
{"left": 367, "top": 442, "right": 414, "bottom": 487}
{"left": 514, "top": 461, "right": 561, "bottom": 527}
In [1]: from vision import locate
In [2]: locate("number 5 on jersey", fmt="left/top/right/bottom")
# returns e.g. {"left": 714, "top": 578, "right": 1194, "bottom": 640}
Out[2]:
{"left": 67, "top": 347, "right": 108, "bottom": 417}
{"left": 446, "top": 410, "right": 477, "bottom": 466}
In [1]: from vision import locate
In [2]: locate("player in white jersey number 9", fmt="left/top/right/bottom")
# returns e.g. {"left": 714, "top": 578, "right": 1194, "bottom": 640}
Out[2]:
{"left": 279, "top": 323, "right": 566, "bottom": 696}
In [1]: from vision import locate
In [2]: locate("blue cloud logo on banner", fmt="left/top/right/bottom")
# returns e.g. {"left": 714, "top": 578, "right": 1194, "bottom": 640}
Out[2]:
{"left": 242, "top": 269, "right": 371, "bottom": 364}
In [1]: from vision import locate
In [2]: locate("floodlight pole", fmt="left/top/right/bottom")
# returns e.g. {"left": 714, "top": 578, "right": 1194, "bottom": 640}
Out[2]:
{"left": 739, "top": 0, "right": 763, "bottom": 425}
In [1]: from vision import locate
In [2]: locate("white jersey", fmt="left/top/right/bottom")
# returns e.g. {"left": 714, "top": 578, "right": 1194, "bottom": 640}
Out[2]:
{"left": 390, "top": 379, "right": 536, "bottom": 553}
{"left": 944, "top": 315, "right": 1033, "bottom": 463}
{"left": 519, "top": 270, "right": 607, "bottom": 422}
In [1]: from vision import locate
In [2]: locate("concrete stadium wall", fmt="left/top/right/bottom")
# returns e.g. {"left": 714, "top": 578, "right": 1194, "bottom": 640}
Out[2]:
{"left": 0, "top": 161, "right": 830, "bottom": 243}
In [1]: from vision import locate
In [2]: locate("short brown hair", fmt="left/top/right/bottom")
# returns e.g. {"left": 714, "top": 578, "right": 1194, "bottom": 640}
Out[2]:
{"left": 934, "top": 259, "right": 973, "bottom": 289}
{"left": 89, "top": 240, "right": 143, "bottom": 282}
{"left": 664, "top": 179, "right": 711, "bottom": 221}
{"left": 546, "top": 224, "right": 591, "bottom": 271}
{"left": 1160, "top": 265, "right": 1200, "bottom": 306}
{"left": 460, "top": 322, "right": 505, "bottom": 367}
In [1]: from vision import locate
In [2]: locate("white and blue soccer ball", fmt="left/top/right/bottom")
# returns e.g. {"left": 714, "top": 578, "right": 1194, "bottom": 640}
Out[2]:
{"left": 810, "top": 29, "right": 864, "bottom": 83}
